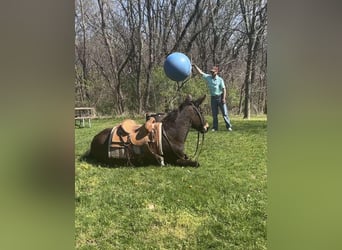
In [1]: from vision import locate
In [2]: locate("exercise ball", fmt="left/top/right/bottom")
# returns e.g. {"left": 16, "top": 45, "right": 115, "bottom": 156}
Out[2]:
{"left": 163, "top": 52, "right": 191, "bottom": 81}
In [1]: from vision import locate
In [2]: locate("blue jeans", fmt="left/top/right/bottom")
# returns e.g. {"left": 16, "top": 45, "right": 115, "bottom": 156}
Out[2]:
{"left": 211, "top": 95, "right": 232, "bottom": 130}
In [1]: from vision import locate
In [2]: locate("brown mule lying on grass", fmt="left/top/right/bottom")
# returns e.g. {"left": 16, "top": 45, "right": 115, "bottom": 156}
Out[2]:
{"left": 85, "top": 94, "right": 209, "bottom": 167}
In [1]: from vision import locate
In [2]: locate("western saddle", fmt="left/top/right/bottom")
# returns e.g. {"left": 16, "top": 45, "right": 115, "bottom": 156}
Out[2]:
{"left": 108, "top": 117, "right": 164, "bottom": 165}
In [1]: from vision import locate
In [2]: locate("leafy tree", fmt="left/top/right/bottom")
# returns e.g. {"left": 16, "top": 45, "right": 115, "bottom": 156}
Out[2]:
{"left": 75, "top": 0, "right": 267, "bottom": 117}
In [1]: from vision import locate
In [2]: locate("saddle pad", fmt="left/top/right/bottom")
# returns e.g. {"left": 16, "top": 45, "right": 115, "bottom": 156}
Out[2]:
{"left": 108, "top": 147, "right": 126, "bottom": 159}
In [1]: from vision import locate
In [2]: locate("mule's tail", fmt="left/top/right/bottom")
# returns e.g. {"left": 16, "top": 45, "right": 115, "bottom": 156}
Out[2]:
{"left": 79, "top": 149, "right": 91, "bottom": 161}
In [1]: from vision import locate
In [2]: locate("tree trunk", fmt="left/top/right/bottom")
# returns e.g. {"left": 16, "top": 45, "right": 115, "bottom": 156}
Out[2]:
{"left": 98, "top": 0, "right": 124, "bottom": 113}
{"left": 243, "top": 40, "right": 253, "bottom": 119}
{"left": 78, "top": 0, "right": 89, "bottom": 105}
{"left": 238, "top": 83, "right": 244, "bottom": 115}
{"left": 144, "top": 0, "right": 153, "bottom": 112}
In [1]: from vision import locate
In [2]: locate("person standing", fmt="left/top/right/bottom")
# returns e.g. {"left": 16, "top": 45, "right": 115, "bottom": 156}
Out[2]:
{"left": 193, "top": 64, "right": 232, "bottom": 131}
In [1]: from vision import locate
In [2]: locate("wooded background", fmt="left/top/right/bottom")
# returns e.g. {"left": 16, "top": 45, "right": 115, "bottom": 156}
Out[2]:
{"left": 75, "top": 0, "right": 267, "bottom": 118}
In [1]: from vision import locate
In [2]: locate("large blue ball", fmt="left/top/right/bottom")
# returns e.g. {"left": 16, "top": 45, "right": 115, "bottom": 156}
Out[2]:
{"left": 163, "top": 52, "right": 191, "bottom": 81}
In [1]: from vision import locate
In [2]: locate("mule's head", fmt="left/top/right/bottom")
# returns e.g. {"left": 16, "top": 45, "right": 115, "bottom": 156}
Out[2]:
{"left": 180, "top": 94, "right": 209, "bottom": 133}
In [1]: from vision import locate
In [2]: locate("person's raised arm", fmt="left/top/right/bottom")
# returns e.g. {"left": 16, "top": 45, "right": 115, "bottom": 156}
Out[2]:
{"left": 192, "top": 64, "right": 205, "bottom": 75}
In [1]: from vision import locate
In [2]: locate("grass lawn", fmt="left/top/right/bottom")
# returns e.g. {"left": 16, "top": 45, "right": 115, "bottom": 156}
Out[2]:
{"left": 75, "top": 115, "right": 267, "bottom": 249}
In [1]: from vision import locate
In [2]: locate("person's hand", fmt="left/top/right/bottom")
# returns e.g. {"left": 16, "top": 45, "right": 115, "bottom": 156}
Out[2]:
{"left": 192, "top": 64, "right": 197, "bottom": 72}
{"left": 222, "top": 98, "right": 226, "bottom": 104}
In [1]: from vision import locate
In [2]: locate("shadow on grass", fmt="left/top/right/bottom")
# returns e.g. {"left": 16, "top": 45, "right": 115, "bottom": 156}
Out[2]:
{"left": 78, "top": 150, "right": 137, "bottom": 169}
{"left": 78, "top": 150, "right": 194, "bottom": 169}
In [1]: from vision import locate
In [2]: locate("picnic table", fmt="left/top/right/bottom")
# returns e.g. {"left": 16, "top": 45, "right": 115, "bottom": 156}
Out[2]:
{"left": 75, "top": 107, "right": 96, "bottom": 127}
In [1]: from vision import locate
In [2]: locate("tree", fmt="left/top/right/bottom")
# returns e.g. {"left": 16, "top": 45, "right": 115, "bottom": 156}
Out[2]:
{"left": 75, "top": 0, "right": 90, "bottom": 105}
{"left": 74, "top": 0, "right": 267, "bottom": 117}
{"left": 238, "top": 0, "right": 267, "bottom": 118}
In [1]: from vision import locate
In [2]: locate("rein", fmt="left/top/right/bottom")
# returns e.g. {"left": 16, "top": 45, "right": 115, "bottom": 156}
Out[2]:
{"left": 191, "top": 103, "right": 205, "bottom": 162}
{"left": 193, "top": 131, "right": 204, "bottom": 163}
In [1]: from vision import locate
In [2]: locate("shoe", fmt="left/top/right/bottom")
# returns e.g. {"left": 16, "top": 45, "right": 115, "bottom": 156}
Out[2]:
{"left": 211, "top": 129, "right": 217, "bottom": 132}
{"left": 227, "top": 127, "right": 232, "bottom": 131}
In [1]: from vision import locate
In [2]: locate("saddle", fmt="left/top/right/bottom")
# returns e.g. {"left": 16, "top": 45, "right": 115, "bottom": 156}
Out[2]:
{"left": 108, "top": 117, "right": 164, "bottom": 165}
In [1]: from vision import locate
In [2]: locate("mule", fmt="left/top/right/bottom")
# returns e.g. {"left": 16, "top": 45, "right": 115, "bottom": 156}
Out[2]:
{"left": 87, "top": 94, "right": 209, "bottom": 167}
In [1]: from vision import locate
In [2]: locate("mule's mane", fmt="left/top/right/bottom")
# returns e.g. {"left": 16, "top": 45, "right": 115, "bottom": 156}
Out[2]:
{"left": 161, "top": 108, "right": 179, "bottom": 124}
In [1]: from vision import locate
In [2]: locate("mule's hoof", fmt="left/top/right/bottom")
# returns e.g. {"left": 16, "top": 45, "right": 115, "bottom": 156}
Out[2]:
{"left": 176, "top": 159, "right": 199, "bottom": 167}
{"left": 189, "top": 160, "right": 200, "bottom": 167}
{"left": 193, "top": 162, "right": 200, "bottom": 168}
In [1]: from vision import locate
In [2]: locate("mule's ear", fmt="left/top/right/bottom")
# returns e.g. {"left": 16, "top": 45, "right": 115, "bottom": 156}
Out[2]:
{"left": 185, "top": 94, "right": 192, "bottom": 103}
{"left": 179, "top": 94, "right": 192, "bottom": 110}
{"left": 194, "top": 94, "right": 206, "bottom": 106}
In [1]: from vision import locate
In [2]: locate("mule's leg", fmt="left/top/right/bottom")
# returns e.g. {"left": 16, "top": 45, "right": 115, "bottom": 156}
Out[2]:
{"left": 173, "top": 148, "right": 199, "bottom": 167}
{"left": 176, "top": 158, "right": 199, "bottom": 167}
{"left": 157, "top": 156, "right": 165, "bottom": 166}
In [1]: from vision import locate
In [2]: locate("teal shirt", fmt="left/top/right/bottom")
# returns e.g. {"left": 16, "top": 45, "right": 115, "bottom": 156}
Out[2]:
{"left": 203, "top": 73, "right": 225, "bottom": 96}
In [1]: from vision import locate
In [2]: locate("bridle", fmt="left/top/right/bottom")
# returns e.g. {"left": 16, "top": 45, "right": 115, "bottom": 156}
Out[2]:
{"left": 162, "top": 102, "right": 206, "bottom": 163}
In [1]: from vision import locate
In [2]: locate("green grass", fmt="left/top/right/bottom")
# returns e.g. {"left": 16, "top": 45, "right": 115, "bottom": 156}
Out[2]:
{"left": 75, "top": 115, "right": 267, "bottom": 249}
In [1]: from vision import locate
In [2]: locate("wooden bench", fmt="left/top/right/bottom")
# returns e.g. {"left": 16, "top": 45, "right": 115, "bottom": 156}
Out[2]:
{"left": 75, "top": 107, "right": 96, "bottom": 127}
